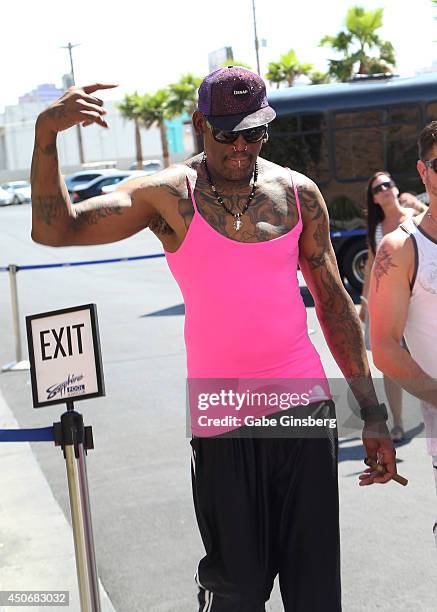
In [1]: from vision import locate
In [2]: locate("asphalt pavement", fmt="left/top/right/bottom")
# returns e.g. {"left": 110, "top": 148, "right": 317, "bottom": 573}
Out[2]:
{"left": 0, "top": 205, "right": 436, "bottom": 611}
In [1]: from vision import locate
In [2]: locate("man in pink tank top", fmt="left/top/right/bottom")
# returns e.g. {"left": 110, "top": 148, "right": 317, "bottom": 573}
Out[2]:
{"left": 369, "top": 121, "right": 437, "bottom": 549}
{"left": 30, "top": 68, "right": 396, "bottom": 611}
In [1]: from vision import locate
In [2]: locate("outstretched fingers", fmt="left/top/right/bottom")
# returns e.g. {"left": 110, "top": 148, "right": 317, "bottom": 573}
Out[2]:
{"left": 82, "top": 83, "right": 118, "bottom": 94}
{"left": 79, "top": 110, "right": 109, "bottom": 128}
{"left": 77, "top": 85, "right": 116, "bottom": 127}
{"left": 76, "top": 94, "right": 109, "bottom": 127}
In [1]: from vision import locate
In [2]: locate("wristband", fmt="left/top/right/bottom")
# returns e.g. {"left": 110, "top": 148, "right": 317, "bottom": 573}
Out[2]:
{"left": 360, "top": 402, "right": 388, "bottom": 422}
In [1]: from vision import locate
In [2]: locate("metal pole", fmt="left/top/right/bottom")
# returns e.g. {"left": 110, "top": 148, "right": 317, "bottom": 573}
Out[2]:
{"left": 2, "top": 265, "right": 30, "bottom": 371}
{"left": 9, "top": 264, "right": 22, "bottom": 363}
{"left": 61, "top": 407, "right": 101, "bottom": 612}
{"left": 62, "top": 42, "right": 85, "bottom": 165}
{"left": 251, "top": 0, "right": 261, "bottom": 75}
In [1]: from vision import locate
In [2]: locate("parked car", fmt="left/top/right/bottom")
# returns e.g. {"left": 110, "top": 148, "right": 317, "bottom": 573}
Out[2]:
{"left": 128, "top": 160, "right": 162, "bottom": 173}
{"left": 0, "top": 186, "right": 14, "bottom": 206}
{"left": 100, "top": 171, "right": 149, "bottom": 194}
{"left": 1, "top": 180, "right": 31, "bottom": 204}
{"left": 64, "top": 169, "right": 121, "bottom": 192}
{"left": 69, "top": 172, "right": 134, "bottom": 203}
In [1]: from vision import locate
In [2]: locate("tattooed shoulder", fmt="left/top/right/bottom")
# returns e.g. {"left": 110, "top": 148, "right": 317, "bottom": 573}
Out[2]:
{"left": 373, "top": 243, "right": 398, "bottom": 291}
{"left": 292, "top": 174, "right": 324, "bottom": 220}
{"left": 141, "top": 164, "right": 190, "bottom": 199}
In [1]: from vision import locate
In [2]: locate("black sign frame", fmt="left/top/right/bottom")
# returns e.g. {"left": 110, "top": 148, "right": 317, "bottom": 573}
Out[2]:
{"left": 26, "top": 303, "right": 105, "bottom": 408}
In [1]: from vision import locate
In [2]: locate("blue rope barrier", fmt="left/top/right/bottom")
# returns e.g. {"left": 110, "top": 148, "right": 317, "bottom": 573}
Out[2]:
{"left": 0, "top": 427, "right": 54, "bottom": 442}
{"left": 0, "top": 253, "right": 165, "bottom": 272}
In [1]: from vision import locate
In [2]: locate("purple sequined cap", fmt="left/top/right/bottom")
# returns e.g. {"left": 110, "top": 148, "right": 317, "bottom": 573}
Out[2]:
{"left": 198, "top": 66, "right": 276, "bottom": 131}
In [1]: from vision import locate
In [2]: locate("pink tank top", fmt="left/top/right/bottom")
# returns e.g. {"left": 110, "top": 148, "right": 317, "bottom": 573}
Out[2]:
{"left": 164, "top": 170, "right": 330, "bottom": 434}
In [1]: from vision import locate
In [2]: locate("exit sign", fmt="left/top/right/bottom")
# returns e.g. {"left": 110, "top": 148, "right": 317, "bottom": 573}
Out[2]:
{"left": 26, "top": 304, "right": 105, "bottom": 408}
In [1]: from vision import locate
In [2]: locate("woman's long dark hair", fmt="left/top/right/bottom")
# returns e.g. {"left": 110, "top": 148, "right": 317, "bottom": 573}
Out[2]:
{"left": 366, "top": 170, "right": 394, "bottom": 256}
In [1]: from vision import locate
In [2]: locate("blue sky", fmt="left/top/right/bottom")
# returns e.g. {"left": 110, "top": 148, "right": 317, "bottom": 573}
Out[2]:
{"left": 2, "top": 0, "right": 436, "bottom": 111}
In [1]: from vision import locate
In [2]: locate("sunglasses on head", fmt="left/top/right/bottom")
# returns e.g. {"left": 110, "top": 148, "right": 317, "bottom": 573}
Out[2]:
{"left": 371, "top": 179, "right": 396, "bottom": 195}
{"left": 207, "top": 121, "right": 268, "bottom": 144}
{"left": 424, "top": 157, "right": 437, "bottom": 173}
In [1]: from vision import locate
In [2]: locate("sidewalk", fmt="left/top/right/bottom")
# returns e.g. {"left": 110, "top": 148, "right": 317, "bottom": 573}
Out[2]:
{"left": 0, "top": 388, "right": 116, "bottom": 612}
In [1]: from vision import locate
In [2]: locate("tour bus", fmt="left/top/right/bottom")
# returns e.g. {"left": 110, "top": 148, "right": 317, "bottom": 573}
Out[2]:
{"left": 263, "top": 73, "right": 437, "bottom": 289}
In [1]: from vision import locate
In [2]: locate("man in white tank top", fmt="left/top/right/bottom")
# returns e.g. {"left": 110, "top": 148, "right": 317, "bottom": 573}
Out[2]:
{"left": 369, "top": 120, "right": 437, "bottom": 548}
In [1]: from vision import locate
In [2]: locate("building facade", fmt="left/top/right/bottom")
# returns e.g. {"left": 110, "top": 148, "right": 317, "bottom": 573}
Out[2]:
{"left": 0, "top": 99, "right": 195, "bottom": 181}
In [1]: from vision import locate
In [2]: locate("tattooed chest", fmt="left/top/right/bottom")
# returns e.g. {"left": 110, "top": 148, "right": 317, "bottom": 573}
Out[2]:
{"left": 149, "top": 183, "right": 298, "bottom": 248}
{"left": 192, "top": 187, "right": 298, "bottom": 242}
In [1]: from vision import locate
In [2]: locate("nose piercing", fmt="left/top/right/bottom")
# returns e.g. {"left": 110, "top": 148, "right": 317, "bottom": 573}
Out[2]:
{"left": 233, "top": 145, "right": 248, "bottom": 152}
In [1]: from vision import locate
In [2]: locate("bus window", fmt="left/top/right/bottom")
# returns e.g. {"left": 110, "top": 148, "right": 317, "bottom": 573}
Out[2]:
{"left": 388, "top": 105, "right": 419, "bottom": 124}
{"left": 334, "top": 109, "right": 382, "bottom": 129}
{"left": 272, "top": 116, "right": 299, "bottom": 132}
{"left": 334, "top": 127, "right": 384, "bottom": 180}
{"left": 263, "top": 114, "right": 330, "bottom": 183}
{"left": 426, "top": 102, "right": 437, "bottom": 120}
{"left": 301, "top": 114, "right": 327, "bottom": 131}
{"left": 386, "top": 123, "right": 419, "bottom": 175}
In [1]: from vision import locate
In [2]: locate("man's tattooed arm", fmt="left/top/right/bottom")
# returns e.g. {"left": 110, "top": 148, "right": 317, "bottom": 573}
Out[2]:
{"left": 297, "top": 175, "right": 379, "bottom": 408}
{"left": 369, "top": 232, "right": 437, "bottom": 409}
{"left": 30, "top": 117, "right": 163, "bottom": 246}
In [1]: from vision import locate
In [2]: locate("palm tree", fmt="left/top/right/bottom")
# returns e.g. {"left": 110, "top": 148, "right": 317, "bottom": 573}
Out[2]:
{"left": 117, "top": 93, "right": 143, "bottom": 169}
{"left": 309, "top": 70, "right": 331, "bottom": 85}
{"left": 168, "top": 73, "right": 203, "bottom": 154}
{"left": 137, "top": 89, "right": 171, "bottom": 168}
{"left": 265, "top": 49, "right": 312, "bottom": 88}
{"left": 265, "top": 62, "right": 284, "bottom": 89}
{"left": 320, "top": 6, "right": 396, "bottom": 82}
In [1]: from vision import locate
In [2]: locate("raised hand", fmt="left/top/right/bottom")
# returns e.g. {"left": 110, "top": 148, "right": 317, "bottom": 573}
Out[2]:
{"left": 38, "top": 83, "right": 118, "bottom": 134}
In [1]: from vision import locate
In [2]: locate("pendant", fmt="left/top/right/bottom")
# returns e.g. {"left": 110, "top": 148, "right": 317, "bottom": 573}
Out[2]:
{"left": 234, "top": 215, "right": 242, "bottom": 231}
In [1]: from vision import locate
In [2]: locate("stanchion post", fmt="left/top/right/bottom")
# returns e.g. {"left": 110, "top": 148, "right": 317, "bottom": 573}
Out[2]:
{"left": 2, "top": 264, "right": 30, "bottom": 371}
{"left": 10, "top": 264, "right": 22, "bottom": 362}
{"left": 54, "top": 401, "right": 101, "bottom": 612}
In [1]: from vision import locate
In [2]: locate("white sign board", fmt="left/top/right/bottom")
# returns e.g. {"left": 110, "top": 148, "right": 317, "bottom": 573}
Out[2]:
{"left": 26, "top": 304, "right": 105, "bottom": 408}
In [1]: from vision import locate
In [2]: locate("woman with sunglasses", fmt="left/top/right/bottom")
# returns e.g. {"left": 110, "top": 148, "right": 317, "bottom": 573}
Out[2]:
{"left": 360, "top": 171, "right": 421, "bottom": 442}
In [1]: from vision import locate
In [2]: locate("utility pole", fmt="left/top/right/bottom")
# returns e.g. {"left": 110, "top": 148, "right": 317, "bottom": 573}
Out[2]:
{"left": 251, "top": 0, "right": 261, "bottom": 76}
{"left": 61, "top": 42, "right": 85, "bottom": 165}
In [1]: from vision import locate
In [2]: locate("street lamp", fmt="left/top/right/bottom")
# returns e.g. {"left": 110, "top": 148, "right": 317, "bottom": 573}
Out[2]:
{"left": 61, "top": 42, "right": 85, "bottom": 165}
{"left": 251, "top": 0, "right": 261, "bottom": 75}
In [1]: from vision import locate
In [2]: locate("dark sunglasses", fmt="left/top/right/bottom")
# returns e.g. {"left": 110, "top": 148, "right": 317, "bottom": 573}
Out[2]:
{"left": 424, "top": 157, "right": 437, "bottom": 173}
{"left": 371, "top": 179, "right": 396, "bottom": 195}
{"left": 207, "top": 122, "right": 268, "bottom": 144}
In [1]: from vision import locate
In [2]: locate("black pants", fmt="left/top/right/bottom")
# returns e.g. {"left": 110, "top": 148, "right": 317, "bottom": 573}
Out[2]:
{"left": 190, "top": 402, "right": 341, "bottom": 611}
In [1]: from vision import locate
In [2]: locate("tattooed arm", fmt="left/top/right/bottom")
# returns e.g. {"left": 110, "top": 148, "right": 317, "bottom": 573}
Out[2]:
{"left": 297, "top": 175, "right": 396, "bottom": 484}
{"left": 297, "top": 175, "right": 378, "bottom": 405}
{"left": 31, "top": 83, "right": 157, "bottom": 246}
{"left": 369, "top": 230, "right": 437, "bottom": 408}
